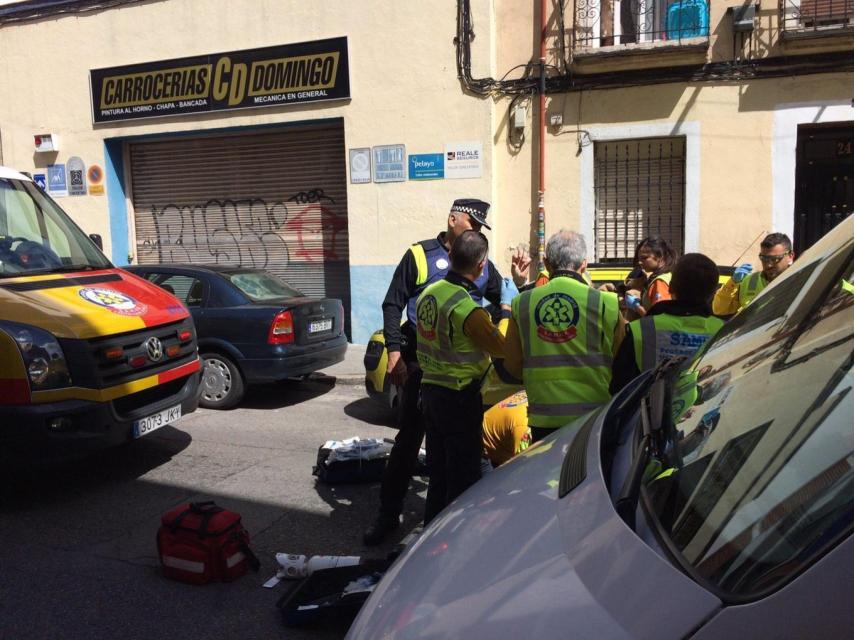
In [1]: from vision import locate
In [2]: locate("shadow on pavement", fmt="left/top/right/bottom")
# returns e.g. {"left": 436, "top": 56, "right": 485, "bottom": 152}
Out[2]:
{"left": 239, "top": 379, "right": 335, "bottom": 410}
{"left": 0, "top": 425, "right": 192, "bottom": 510}
{"left": 342, "top": 397, "right": 397, "bottom": 427}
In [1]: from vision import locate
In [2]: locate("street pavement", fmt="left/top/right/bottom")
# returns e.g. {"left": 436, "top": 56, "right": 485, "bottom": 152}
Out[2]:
{"left": 0, "top": 373, "right": 423, "bottom": 640}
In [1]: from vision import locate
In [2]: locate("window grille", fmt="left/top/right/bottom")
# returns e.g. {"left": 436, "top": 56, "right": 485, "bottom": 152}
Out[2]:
{"left": 781, "top": 0, "right": 854, "bottom": 34}
{"left": 594, "top": 136, "right": 686, "bottom": 262}
{"left": 573, "top": 0, "right": 710, "bottom": 49}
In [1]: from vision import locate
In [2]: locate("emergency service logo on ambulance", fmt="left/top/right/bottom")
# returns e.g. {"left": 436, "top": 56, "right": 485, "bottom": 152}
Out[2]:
{"left": 416, "top": 295, "right": 439, "bottom": 341}
{"left": 78, "top": 287, "right": 148, "bottom": 316}
{"left": 534, "top": 293, "right": 579, "bottom": 343}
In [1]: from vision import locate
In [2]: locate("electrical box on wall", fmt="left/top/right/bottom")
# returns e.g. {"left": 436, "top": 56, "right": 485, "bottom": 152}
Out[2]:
{"left": 512, "top": 105, "right": 527, "bottom": 130}
{"left": 34, "top": 134, "right": 59, "bottom": 152}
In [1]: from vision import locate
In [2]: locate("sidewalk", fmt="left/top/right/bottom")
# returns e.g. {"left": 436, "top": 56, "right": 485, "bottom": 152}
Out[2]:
{"left": 315, "top": 342, "right": 367, "bottom": 385}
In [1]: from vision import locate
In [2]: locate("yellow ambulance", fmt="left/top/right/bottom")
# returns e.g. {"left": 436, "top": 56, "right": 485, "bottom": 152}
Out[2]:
{"left": 0, "top": 166, "right": 200, "bottom": 455}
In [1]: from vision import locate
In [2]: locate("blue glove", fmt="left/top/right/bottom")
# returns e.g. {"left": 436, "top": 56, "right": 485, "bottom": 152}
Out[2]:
{"left": 500, "top": 277, "right": 519, "bottom": 306}
{"left": 624, "top": 293, "right": 642, "bottom": 311}
{"left": 732, "top": 263, "right": 753, "bottom": 283}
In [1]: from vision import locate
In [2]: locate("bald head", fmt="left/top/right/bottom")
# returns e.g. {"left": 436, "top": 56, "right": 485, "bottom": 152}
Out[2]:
{"left": 545, "top": 230, "right": 588, "bottom": 272}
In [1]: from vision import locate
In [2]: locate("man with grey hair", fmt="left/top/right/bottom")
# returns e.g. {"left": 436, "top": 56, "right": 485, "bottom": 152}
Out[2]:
{"left": 504, "top": 230, "right": 625, "bottom": 442}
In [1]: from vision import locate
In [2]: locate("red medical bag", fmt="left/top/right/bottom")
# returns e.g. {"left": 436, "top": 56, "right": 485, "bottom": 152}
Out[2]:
{"left": 157, "top": 501, "right": 260, "bottom": 585}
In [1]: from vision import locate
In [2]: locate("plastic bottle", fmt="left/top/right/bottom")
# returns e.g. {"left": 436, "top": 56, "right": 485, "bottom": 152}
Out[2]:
{"left": 275, "top": 553, "right": 361, "bottom": 579}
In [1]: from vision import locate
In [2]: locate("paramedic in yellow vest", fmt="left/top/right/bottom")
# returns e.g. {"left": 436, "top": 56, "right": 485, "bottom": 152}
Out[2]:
{"left": 481, "top": 390, "right": 531, "bottom": 467}
{"left": 713, "top": 232, "right": 794, "bottom": 316}
{"left": 504, "top": 230, "right": 625, "bottom": 443}
{"left": 610, "top": 253, "right": 725, "bottom": 394}
{"left": 365, "top": 199, "right": 528, "bottom": 546}
{"left": 416, "top": 230, "right": 517, "bottom": 525}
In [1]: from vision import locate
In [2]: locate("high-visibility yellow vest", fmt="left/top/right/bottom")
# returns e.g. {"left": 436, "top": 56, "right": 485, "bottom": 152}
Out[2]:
{"left": 512, "top": 275, "right": 620, "bottom": 430}
{"left": 630, "top": 313, "right": 724, "bottom": 372}
{"left": 737, "top": 271, "right": 767, "bottom": 309}
{"left": 641, "top": 272, "right": 672, "bottom": 310}
{"left": 416, "top": 279, "right": 490, "bottom": 390}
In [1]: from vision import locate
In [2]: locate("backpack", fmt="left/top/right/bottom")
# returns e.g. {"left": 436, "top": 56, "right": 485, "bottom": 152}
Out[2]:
{"left": 157, "top": 501, "right": 260, "bottom": 585}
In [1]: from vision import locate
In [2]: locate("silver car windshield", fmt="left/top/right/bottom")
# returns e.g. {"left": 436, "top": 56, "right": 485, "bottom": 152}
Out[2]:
{"left": 0, "top": 178, "right": 111, "bottom": 277}
{"left": 646, "top": 248, "right": 853, "bottom": 600}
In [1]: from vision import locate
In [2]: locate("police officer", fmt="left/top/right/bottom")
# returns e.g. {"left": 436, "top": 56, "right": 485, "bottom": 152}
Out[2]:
{"left": 503, "top": 230, "right": 624, "bottom": 443}
{"left": 363, "top": 198, "right": 518, "bottom": 545}
{"left": 416, "top": 230, "right": 514, "bottom": 525}
{"left": 610, "top": 253, "right": 725, "bottom": 394}
{"left": 713, "top": 232, "right": 794, "bottom": 315}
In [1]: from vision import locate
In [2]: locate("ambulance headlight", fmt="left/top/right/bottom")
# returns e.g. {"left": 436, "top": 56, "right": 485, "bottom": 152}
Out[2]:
{"left": 0, "top": 321, "right": 71, "bottom": 391}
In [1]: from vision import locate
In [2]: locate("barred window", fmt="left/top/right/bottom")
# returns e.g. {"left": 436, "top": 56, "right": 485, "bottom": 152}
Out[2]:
{"left": 594, "top": 136, "right": 686, "bottom": 262}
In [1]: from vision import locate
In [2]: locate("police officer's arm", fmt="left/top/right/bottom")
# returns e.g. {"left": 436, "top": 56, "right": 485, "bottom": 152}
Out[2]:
{"left": 610, "top": 324, "right": 640, "bottom": 395}
{"left": 462, "top": 307, "right": 507, "bottom": 358}
{"left": 382, "top": 249, "right": 418, "bottom": 353}
{"left": 712, "top": 278, "right": 740, "bottom": 316}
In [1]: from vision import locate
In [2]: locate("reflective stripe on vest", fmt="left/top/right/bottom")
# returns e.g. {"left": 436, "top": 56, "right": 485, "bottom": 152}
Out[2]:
{"left": 512, "top": 276, "right": 619, "bottom": 430}
{"left": 406, "top": 240, "right": 491, "bottom": 325}
{"left": 416, "top": 280, "right": 490, "bottom": 390}
{"left": 738, "top": 271, "right": 766, "bottom": 309}
{"left": 641, "top": 272, "right": 672, "bottom": 309}
{"left": 632, "top": 314, "right": 725, "bottom": 372}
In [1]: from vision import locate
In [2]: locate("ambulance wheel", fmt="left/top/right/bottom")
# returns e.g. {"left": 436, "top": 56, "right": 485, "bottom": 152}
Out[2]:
{"left": 200, "top": 352, "right": 245, "bottom": 409}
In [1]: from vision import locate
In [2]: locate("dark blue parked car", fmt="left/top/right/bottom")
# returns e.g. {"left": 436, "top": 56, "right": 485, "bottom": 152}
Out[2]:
{"left": 124, "top": 265, "right": 347, "bottom": 409}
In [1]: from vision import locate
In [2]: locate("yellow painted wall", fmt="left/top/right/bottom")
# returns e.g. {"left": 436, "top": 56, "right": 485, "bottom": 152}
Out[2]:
{"left": 0, "top": 0, "right": 496, "bottom": 267}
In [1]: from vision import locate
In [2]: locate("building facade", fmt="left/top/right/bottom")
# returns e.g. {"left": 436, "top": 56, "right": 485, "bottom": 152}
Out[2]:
{"left": 1, "top": 0, "right": 852, "bottom": 343}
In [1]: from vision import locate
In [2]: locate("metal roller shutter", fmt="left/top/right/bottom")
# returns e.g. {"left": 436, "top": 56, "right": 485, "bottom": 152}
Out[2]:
{"left": 594, "top": 136, "right": 685, "bottom": 262}
{"left": 129, "top": 123, "right": 350, "bottom": 327}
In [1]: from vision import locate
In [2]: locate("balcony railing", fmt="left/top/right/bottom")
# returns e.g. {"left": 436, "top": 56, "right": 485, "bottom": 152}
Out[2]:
{"left": 573, "top": 0, "right": 710, "bottom": 49}
{"left": 780, "top": 0, "right": 854, "bottom": 35}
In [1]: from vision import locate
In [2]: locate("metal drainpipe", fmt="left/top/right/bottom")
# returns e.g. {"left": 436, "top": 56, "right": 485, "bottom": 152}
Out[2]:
{"left": 537, "top": 0, "right": 547, "bottom": 271}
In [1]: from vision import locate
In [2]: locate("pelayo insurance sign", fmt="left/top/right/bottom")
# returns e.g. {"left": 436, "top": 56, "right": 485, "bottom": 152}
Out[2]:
{"left": 90, "top": 37, "right": 349, "bottom": 124}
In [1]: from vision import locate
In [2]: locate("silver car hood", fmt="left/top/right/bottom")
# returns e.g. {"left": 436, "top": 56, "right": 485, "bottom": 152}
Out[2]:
{"left": 348, "top": 411, "right": 720, "bottom": 640}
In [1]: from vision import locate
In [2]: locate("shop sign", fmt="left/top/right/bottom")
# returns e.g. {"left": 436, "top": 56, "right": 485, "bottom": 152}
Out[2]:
{"left": 67, "top": 157, "right": 87, "bottom": 196}
{"left": 408, "top": 153, "right": 444, "bottom": 180}
{"left": 87, "top": 164, "right": 105, "bottom": 195}
{"left": 444, "top": 141, "right": 482, "bottom": 179}
{"left": 372, "top": 145, "right": 406, "bottom": 183}
{"left": 33, "top": 174, "right": 47, "bottom": 190}
{"left": 349, "top": 148, "right": 372, "bottom": 184}
{"left": 90, "top": 36, "right": 350, "bottom": 124}
{"left": 47, "top": 164, "right": 67, "bottom": 197}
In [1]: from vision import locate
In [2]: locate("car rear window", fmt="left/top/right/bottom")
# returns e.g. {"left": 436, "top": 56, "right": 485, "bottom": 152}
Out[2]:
{"left": 225, "top": 271, "right": 302, "bottom": 302}
{"left": 647, "top": 253, "right": 853, "bottom": 601}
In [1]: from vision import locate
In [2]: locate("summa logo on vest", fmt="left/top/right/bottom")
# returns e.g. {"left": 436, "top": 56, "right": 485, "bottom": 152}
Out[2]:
{"left": 416, "top": 295, "right": 439, "bottom": 341}
{"left": 534, "top": 293, "right": 580, "bottom": 343}
{"left": 78, "top": 287, "right": 148, "bottom": 316}
{"left": 435, "top": 258, "right": 449, "bottom": 270}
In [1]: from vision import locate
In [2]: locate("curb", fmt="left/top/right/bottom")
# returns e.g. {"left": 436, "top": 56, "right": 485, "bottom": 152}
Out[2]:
{"left": 311, "top": 373, "right": 365, "bottom": 386}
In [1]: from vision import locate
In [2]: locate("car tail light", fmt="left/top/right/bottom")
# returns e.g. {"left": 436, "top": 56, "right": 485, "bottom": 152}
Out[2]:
{"left": 268, "top": 310, "right": 295, "bottom": 344}
{"left": 339, "top": 301, "right": 345, "bottom": 333}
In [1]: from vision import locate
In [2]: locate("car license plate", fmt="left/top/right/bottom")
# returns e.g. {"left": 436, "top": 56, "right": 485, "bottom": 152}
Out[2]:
{"left": 133, "top": 404, "right": 181, "bottom": 438}
{"left": 309, "top": 318, "right": 333, "bottom": 334}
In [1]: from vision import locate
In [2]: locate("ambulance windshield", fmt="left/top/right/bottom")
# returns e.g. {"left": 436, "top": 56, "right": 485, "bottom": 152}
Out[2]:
{"left": 0, "top": 178, "right": 111, "bottom": 277}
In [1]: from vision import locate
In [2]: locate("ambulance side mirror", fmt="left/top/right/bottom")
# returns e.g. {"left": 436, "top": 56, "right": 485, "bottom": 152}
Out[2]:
{"left": 89, "top": 233, "right": 103, "bottom": 250}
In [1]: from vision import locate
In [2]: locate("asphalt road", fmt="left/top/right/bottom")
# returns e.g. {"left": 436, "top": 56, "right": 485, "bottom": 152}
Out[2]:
{"left": 0, "top": 380, "right": 425, "bottom": 640}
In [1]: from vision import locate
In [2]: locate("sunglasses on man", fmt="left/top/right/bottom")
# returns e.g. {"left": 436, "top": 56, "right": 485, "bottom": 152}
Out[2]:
{"left": 758, "top": 252, "right": 791, "bottom": 264}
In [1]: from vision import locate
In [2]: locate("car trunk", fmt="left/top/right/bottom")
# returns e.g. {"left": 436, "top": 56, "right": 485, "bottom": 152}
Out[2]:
{"left": 271, "top": 297, "right": 344, "bottom": 346}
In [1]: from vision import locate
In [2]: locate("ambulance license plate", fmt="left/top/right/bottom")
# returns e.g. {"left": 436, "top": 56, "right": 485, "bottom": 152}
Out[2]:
{"left": 133, "top": 405, "right": 181, "bottom": 438}
{"left": 309, "top": 318, "right": 333, "bottom": 334}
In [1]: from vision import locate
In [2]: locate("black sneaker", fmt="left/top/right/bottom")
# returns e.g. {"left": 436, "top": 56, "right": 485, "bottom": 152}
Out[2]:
{"left": 363, "top": 514, "right": 400, "bottom": 546}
